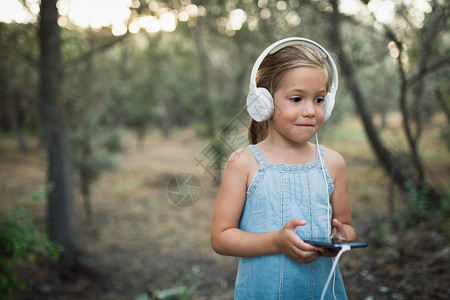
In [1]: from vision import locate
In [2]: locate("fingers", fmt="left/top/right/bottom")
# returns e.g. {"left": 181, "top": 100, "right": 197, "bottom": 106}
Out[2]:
{"left": 292, "top": 251, "right": 320, "bottom": 264}
{"left": 317, "top": 248, "right": 339, "bottom": 257}
{"left": 332, "top": 218, "right": 343, "bottom": 229}
{"left": 286, "top": 241, "right": 320, "bottom": 263}
{"left": 284, "top": 234, "right": 321, "bottom": 263}
{"left": 284, "top": 218, "right": 307, "bottom": 231}
{"left": 331, "top": 218, "right": 348, "bottom": 243}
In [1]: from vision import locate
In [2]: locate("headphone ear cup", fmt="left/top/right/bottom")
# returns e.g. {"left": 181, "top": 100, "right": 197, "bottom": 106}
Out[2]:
{"left": 324, "top": 92, "right": 335, "bottom": 122}
{"left": 247, "top": 87, "right": 274, "bottom": 122}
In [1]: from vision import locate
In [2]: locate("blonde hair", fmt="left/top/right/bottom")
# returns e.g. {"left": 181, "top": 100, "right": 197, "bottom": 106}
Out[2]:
{"left": 248, "top": 45, "right": 328, "bottom": 144}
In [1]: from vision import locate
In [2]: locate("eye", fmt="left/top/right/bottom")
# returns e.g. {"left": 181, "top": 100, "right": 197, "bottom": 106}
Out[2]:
{"left": 315, "top": 97, "right": 325, "bottom": 104}
{"left": 289, "top": 96, "right": 302, "bottom": 103}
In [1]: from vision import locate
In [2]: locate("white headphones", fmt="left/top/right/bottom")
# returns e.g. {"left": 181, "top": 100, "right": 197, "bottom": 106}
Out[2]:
{"left": 246, "top": 37, "right": 339, "bottom": 122}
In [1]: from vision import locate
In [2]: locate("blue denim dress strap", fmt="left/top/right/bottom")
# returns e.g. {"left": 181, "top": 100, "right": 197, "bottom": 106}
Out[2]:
{"left": 235, "top": 144, "right": 347, "bottom": 300}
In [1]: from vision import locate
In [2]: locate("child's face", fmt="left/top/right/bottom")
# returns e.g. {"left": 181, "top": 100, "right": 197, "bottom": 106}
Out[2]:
{"left": 272, "top": 66, "right": 327, "bottom": 143}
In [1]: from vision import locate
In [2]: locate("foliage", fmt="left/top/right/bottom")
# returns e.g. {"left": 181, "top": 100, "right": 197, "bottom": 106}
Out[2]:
{"left": 0, "top": 22, "right": 40, "bottom": 134}
{"left": 404, "top": 181, "right": 437, "bottom": 220}
{"left": 0, "top": 189, "right": 60, "bottom": 299}
{"left": 102, "top": 129, "right": 124, "bottom": 153}
{"left": 71, "top": 129, "right": 118, "bottom": 184}
{"left": 72, "top": 152, "right": 117, "bottom": 185}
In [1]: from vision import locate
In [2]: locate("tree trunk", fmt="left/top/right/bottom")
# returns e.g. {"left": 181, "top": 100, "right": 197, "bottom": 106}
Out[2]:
{"left": 118, "top": 37, "right": 129, "bottom": 127}
{"left": 80, "top": 127, "right": 93, "bottom": 219}
{"left": 81, "top": 174, "right": 92, "bottom": 219}
{"left": 39, "top": 0, "right": 81, "bottom": 275}
{"left": 434, "top": 87, "right": 450, "bottom": 123}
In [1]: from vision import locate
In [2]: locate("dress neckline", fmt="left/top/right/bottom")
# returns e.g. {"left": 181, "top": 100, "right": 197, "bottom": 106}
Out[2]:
{"left": 249, "top": 144, "right": 322, "bottom": 171}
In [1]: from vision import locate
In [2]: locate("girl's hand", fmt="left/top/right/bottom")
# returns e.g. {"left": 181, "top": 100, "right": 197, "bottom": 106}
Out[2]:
{"left": 317, "top": 218, "right": 349, "bottom": 258}
{"left": 275, "top": 218, "right": 320, "bottom": 264}
{"left": 330, "top": 218, "right": 348, "bottom": 243}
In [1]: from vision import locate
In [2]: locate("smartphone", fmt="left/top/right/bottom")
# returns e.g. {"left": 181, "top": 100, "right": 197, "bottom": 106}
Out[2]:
{"left": 303, "top": 237, "right": 368, "bottom": 250}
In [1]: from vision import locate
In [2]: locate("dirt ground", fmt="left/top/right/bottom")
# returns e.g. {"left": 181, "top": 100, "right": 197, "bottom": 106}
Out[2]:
{"left": 1, "top": 117, "right": 449, "bottom": 300}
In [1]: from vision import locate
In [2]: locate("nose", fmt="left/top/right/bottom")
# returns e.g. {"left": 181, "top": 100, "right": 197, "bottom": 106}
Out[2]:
{"left": 301, "top": 100, "right": 315, "bottom": 118}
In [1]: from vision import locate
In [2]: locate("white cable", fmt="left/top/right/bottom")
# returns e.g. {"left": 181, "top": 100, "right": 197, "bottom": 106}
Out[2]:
{"left": 315, "top": 134, "right": 331, "bottom": 237}
{"left": 320, "top": 245, "right": 351, "bottom": 300}
{"left": 332, "top": 260, "right": 337, "bottom": 300}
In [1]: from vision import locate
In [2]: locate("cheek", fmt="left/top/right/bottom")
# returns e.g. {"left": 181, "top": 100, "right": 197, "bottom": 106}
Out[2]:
{"left": 315, "top": 107, "right": 325, "bottom": 122}
{"left": 273, "top": 100, "right": 290, "bottom": 117}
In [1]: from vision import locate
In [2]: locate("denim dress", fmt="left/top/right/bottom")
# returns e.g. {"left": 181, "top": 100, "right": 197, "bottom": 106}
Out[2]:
{"left": 234, "top": 145, "right": 348, "bottom": 300}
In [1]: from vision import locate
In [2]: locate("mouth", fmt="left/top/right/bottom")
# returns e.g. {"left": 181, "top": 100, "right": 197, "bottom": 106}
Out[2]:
{"left": 295, "top": 124, "right": 315, "bottom": 127}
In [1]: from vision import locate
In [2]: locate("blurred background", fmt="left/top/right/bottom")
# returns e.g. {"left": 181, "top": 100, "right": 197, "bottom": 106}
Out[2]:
{"left": 0, "top": 0, "right": 449, "bottom": 299}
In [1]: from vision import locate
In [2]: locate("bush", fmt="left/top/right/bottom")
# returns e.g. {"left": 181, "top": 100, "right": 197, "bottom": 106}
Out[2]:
{"left": 405, "top": 180, "right": 439, "bottom": 221}
{"left": 0, "top": 189, "right": 59, "bottom": 299}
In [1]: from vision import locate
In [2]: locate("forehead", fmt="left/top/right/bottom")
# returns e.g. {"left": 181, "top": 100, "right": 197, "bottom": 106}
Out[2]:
{"left": 280, "top": 66, "right": 328, "bottom": 90}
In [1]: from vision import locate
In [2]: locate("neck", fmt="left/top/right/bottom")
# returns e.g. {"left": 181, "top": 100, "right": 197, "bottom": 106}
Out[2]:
{"left": 259, "top": 137, "right": 316, "bottom": 165}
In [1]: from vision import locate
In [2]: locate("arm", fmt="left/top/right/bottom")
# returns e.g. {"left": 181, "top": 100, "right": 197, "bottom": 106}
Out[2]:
{"left": 325, "top": 149, "right": 356, "bottom": 243}
{"left": 211, "top": 148, "right": 319, "bottom": 263}
{"left": 316, "top": 149, "right": 356, "bottom": 257}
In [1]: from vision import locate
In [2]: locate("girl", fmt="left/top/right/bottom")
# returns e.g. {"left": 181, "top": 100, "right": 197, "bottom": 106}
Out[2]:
{"left": 211, "top": 38, "right": 356, "bottom": 299}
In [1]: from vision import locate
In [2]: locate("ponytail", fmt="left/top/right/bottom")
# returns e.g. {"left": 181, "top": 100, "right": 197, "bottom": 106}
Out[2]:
{"left": 248, "top": 119, "right": 270, "bottom": 145}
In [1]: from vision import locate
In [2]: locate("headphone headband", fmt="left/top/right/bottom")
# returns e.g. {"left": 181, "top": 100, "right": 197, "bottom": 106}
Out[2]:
{"left": 247, "top": 37, "right": 339, "bottom": 122}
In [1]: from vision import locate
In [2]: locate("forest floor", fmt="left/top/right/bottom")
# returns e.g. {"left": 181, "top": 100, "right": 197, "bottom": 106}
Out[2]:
{"left": 1, "top": 115, "right": 449, "bottom": 300}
